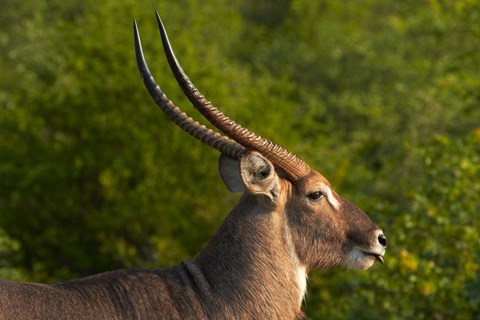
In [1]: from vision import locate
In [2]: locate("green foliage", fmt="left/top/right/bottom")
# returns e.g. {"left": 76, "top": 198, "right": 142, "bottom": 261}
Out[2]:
{"left": 1, "top": 0, "right": 479, "bottom": 318}
{"left": 0, "top": 228, "right": 27, "bottom": 280}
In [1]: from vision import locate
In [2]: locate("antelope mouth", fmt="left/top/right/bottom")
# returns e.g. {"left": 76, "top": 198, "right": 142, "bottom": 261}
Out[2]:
{"left": 363, "top": 251, "right": 384, "bottom": 264}
{"left": 359, "top": 248, "right": 386, "bottom": 265}
{"left": 345, "top": 247, "right": 386, "bottom": 270}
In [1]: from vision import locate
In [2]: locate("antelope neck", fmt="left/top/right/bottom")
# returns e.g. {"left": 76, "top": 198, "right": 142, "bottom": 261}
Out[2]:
{"left": 193, "top": 196, "right": 306, "bottom": 318}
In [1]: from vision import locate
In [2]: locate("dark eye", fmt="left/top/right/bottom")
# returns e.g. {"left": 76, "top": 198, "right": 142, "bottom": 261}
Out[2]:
{"left": 307, "top": 191, "right": 324, "bottom": 200}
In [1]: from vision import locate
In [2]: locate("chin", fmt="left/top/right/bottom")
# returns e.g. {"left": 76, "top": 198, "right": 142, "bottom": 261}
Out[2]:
{"left": 343, "top": 248, "right": 382, "bottom": 270}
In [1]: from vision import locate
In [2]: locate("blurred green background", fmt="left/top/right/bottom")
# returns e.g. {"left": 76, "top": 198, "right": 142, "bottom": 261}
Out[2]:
{"left": 1, "top": 0, "right": 479, "bottom": 319}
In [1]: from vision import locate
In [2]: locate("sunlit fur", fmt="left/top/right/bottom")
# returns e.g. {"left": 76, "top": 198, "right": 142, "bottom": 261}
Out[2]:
{"left": 0, "top": 16, "right": 388, "bottom": 318}
{"left": 285, "top": 170, "right": 385, "bottom": 272}
{"left": 0, "top": 106, "right": 385, "bottom": 320}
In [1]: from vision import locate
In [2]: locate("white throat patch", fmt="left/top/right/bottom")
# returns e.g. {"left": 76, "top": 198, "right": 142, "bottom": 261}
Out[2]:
{"left": 319, "top": 182, "right": 341, "bottom": 210}
{"left": 296, "top": 265, "right": 307, "bottom": 305}
{"left": 284, "top": 217, "right": 308, "bottom": 306}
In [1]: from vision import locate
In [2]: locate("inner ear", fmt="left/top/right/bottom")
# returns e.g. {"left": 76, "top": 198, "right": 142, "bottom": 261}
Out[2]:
{"left": 240, "top": 151, "right": 279, "bottom": 197}
{"left": 218, "top": 154, "right": 246, "bottom": 193}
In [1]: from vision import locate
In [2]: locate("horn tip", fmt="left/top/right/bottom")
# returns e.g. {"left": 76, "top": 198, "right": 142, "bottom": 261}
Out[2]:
{"left": 133, "top": 18, "right": 151, "bottom": 79}
{"left": 155, "top": 10, "right": 167, "bottom": 37}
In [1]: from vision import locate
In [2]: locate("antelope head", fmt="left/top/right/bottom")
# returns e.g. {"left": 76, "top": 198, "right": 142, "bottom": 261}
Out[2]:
{"left": 133, "top": 13, "right": 386, "bottom": 276}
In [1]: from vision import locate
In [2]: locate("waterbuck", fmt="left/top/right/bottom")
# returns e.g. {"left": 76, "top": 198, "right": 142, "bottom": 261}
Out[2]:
{"left": 0, "top": 13, "right": 387, "bottom": 320}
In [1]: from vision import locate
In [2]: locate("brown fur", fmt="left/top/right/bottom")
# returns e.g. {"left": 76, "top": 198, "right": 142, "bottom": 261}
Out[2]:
{"left": 0, "top": 152, "right": 385, "bottom": 319}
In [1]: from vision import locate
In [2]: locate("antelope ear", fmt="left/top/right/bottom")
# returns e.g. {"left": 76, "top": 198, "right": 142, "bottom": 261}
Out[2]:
{"left": 239, "top": 151, "right": 279, "bottom": 200}
{"left": 219, "top": 154, "right": 246, "bottom": 193}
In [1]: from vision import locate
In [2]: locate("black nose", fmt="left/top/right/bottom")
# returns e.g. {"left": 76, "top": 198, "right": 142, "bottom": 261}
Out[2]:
{"left": 378, "top": 233, "right": 387, "bottom": 248}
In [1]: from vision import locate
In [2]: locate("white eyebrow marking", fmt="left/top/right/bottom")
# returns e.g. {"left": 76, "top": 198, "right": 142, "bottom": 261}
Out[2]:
{"left": 319, "top": 182, "right": 341, "bottom": 210}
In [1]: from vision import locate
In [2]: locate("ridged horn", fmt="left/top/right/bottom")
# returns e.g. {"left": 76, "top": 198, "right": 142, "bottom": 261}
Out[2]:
{"left": 134, "top": 20, "right": 245, "bottom": 159}
{"left": 155, "top": 12, "right": 311, "bottom": 181}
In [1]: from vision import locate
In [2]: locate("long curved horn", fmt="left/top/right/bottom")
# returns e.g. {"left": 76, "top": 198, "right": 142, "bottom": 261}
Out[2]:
{"left": 134, "top": 20, "right": 245, "bottom": 159}
{"left": 155, "top": 12, "right": 311, "bottom": 181}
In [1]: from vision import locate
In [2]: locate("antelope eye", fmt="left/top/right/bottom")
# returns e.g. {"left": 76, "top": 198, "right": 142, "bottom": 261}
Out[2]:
{"left": 307, "top": 191, "right": 324, "bottom": 200}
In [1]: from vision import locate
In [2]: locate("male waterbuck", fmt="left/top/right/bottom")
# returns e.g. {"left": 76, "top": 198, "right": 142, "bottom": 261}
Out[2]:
{"left": 0, "top": 13, "right": 387, "bottom": 320}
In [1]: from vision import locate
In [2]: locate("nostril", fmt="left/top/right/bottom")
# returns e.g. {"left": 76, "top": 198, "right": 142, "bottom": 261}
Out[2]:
{"left": 378, "top": 234, "right": 387, "bottom": 248}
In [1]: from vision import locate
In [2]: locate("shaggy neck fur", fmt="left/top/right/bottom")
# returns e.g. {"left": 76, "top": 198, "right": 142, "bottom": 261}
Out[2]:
{"left": 194, "top": 194, "right": 306, "bottom": 319}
